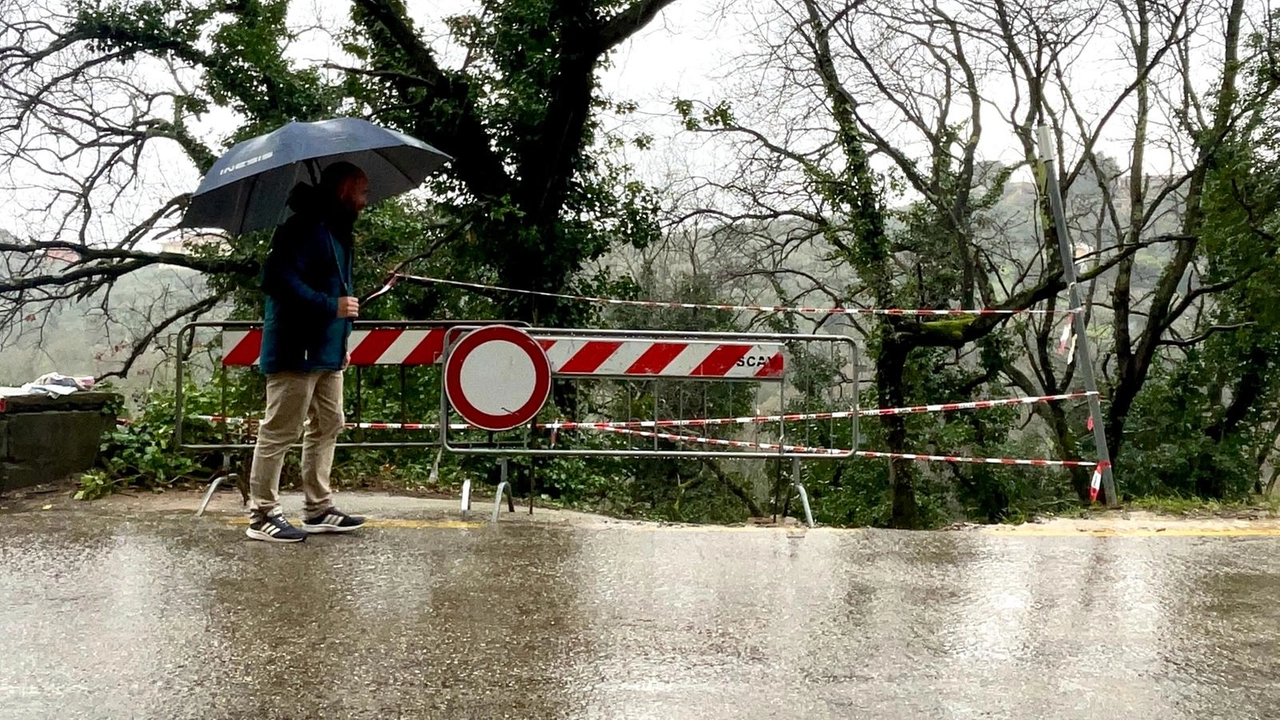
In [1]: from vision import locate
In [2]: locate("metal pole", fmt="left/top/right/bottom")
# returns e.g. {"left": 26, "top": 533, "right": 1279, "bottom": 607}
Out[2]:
{"left": 528, "top": 460, "right": 535, "bottom": 515}
{"left": 400, "top": 366, "right": 408, "bottom": 423}
{"left": 793, "top": 457, "right": 814, "bottom": 528}
{"left": 492, "top": 480, "right": 510, "bottom": 523}
{"left": 173, "top": 326, "right": 188, "bottom": 452}
{"left": 1036, "top": 124, "right": 1117, "bottom": 506}
{"left": 354, "top": 366, "right": 363, "bottom": 444}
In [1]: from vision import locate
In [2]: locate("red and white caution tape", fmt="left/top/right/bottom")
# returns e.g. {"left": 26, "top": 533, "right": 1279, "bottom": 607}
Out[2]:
{"left": 1089, "top": 461, "right": 1111, "bottom": 502}
{"left": 854, "top": 450, "right": 1096, "bottom": 467}
{"left": 336, "top": 418, "right": 469, "bottom": 431}
{"left": 188, "top": 415, "right": 258, "bottom": 426}
{"left": 589, "top": 425, "right": 845, "bottom": 455}
{"left": 392, "top": 273, "right": 1070, "bottom": 318}
{"left": 544, "top": 392, "right": 1099, "bottom": 430}
{"left": 862, "top": 391, "right": 1098, "bottom": 416}
{"left": 190, "top": 391, "right": 1098, "bottom": 435}
{"left": 590, "top": 425, "right": 1096, "bottom": 466}
{"left": 186, "top": 414, "right": 1097, "bottom": 467}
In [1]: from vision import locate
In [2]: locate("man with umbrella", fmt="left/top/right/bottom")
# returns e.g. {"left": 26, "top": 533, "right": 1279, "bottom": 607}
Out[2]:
{"left": 181, "top": 118, "right": 450, "bottom": 543}
{"left": 245, "top": 161, "right": 369, "bottom": 542}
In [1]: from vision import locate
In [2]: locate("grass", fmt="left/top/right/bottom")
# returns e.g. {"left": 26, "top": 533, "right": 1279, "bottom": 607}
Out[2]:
{"left": 1127, "top": 493, "right": 1280, "bottom": 517}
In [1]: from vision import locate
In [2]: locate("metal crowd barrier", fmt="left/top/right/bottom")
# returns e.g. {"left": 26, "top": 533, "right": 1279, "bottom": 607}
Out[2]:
{"left": 174, "top": 321, "right": 860, "bottom": 527}
{"left": 173, "top": 320, "right": 526, "bottom": 518}
{"left": 435, "top": 326, "right": 861, "bottom": 526}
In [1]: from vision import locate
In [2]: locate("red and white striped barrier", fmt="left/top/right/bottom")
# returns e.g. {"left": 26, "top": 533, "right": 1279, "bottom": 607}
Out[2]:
{"left": 222, "top": 329, "right": 446, "bottom": 367}
{"left": 390, "top": 273, "right": 1071, "bottom": 318}
{"left": 220, "top": 329, "right": 787, "bottom": 379}
{"left": 543, "top": 392, "right": 1098, "bottom": 430}
{"left": 590, "top": 425, "right": 1097, "bottom": 466}
{"left": 538, "top": 338, "right": 785, "bottom": 378}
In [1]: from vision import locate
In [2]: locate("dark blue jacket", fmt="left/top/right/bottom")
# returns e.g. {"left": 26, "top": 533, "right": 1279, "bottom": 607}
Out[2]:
{"left": 259, "top": 204, "right": 354, "bottom": 375}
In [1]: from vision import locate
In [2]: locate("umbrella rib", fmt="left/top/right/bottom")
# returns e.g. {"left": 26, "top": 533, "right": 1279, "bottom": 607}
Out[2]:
{"left": 379, "top": 147, "right": 420, "bottom": 190}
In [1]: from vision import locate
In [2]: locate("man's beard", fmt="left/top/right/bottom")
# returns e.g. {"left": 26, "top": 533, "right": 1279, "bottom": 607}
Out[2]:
{"left": 325, "top": 202, "right": 359, "bottom": 235}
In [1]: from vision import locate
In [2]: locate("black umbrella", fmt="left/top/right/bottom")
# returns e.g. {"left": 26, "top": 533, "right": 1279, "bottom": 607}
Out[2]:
{"left": 179, "top": 117, "right": 452, "bottom": 236}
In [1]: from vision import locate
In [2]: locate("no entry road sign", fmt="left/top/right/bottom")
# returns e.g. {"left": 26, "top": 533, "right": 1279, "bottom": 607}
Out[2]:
{"left": 443, "top": 325, "right": 552, "bottom": 432}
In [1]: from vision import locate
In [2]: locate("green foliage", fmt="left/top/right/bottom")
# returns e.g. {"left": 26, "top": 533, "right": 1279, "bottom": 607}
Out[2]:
{"left": 1121, "top": 359, "right": 1261, "bottom": 500}
{"left": 72, "top": 0, "right": 340, "bottom": 170}
{"left": 61, "top": 0, "right": 1280, "bottom": 526}
{"left": 673, "top": 99, "right": 735, "bottom": 131}
{"left": 1114, "top": 72, "right": 1280, "bottom": 502}
{"left": 344, "top": 0, "right": 663, "bottom": 326}
{"left": 75, "top": 470, "right": 119, "bottom": 501}
{"left": 84, "top": 389, "right": 203, "bottom": 498}
{"left": 1128, "top": 494, "right": 1280, "bottom": 516}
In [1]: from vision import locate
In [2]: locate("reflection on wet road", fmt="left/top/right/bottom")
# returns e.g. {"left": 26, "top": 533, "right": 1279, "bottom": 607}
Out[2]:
{"left": 3, "top": 514, "right": 1279, "bottom": 718}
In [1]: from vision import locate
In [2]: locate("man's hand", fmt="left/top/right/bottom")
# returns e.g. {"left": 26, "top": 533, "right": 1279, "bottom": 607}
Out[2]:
{"left": 337, "top": 296, "right": 360, "bottom": 318}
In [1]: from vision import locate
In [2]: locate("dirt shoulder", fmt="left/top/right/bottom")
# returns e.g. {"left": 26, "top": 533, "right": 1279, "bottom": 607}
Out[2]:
{"left": 0, "top": 481, "right": 646, "bottom": 529}
{"left": 973, "top": 508, "right": 1280, "bottom": 537}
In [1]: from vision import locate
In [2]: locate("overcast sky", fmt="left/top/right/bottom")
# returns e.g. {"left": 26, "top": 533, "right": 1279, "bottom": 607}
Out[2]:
{"left": 0, "top": 0, "right": 1257, "bottom": 247}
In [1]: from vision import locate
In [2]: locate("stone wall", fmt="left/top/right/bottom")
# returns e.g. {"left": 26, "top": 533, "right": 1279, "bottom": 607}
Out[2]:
{"left": 0, "top": 392, "right": 117, "bottom": 492}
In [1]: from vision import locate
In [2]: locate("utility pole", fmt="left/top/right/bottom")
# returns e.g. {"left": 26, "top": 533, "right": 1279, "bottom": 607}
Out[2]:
{"left": 1036, "top": 124, "right": 1117, "bottom": 506}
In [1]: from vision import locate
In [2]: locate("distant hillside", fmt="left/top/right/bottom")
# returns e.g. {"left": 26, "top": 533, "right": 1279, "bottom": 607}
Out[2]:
{"left": 0, "top": 251, "right": 216, "bottom": 398}
{"left": 606, "top": 172, "right": 1188, "bottom": 341}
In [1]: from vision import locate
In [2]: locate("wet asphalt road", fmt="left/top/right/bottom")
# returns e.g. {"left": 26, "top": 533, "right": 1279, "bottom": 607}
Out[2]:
{"left": 3, "top": 510, "right": 1280, "bottom": 719}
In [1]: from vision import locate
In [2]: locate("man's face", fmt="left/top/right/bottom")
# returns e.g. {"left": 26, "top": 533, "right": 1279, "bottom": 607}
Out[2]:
{"left": 337, "top": 175, "right": 369, "bottom": 215}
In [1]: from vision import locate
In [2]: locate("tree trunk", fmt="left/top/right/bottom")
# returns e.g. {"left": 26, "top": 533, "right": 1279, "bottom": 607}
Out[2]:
{"left": 877, "top": 332, "right": 920, "bottom": 528}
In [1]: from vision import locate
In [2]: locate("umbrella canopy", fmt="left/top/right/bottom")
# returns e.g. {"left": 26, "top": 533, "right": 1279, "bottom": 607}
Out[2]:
{"left": 179, "top": 117, "right": 452, "bottom": 236}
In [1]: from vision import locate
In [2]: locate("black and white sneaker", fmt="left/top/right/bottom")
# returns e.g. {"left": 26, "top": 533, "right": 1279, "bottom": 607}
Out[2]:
{"left": 246, "top": 512, "right": 306, "bottom": 543}
{"left": 302, "top": 508, "right": 366, "bottom": 534}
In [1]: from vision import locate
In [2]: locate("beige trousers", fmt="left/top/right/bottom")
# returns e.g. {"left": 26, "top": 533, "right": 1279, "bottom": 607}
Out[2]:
{"left": 249, "top": 371, "right": 344, "bottom": 520}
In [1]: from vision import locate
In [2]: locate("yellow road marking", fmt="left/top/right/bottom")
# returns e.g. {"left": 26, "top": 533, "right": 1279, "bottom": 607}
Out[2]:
{"left": 984, "top": 526, "right": 1280, "bottom": 538}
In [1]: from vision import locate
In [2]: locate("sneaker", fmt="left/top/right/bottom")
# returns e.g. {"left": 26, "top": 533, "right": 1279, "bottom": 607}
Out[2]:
{"left": 302, "top": 508, "right": 366, "bottom": 534}
{"left": 246, "top": 512, "right": 306, "bottom": 543}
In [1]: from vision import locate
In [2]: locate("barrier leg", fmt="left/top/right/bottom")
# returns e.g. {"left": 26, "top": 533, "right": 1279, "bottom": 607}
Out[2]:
{"left": 792, "top": 458, "right": 814, "bottom": 528}
{"left": 506, "top": 460, "right": 515, "bottom": 512}
{"left": 492, "top": 481, "right": 511, "bottom": 523}
{"left": 794, "top": 484, "right": 814, "bottom": 529}
{"left": 196, "top": 452, "right": 237, "bottom": 518}
{"left": 460, "top": 477, "right": 472, "bottom": 519}
{"left": 196, "top": 474, "right": 234, "bottom": 517}
{"left": 491, "top": 459, "right": 510, "bottom": 523}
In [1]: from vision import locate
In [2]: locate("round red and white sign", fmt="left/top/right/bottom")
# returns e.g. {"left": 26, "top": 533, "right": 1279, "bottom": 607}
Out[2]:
{"left": 443, "top": 325, "right": 552, "bottom": 432}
